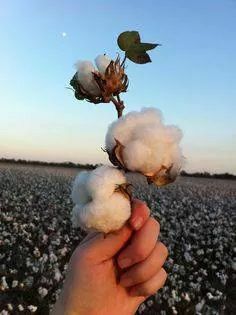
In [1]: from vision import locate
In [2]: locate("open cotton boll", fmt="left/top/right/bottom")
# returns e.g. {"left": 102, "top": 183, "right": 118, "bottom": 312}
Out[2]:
{"left": 71, "top": 170, "right": 91, "bottom": 205}
{"left": 105, "top": 107, "right": 163, "bottom": 151}
{"left": 122, "top": 140, "right": 152, "bottom": 172}
{"left": 72, "top": 193, "right": 131, "bottom": 233}
{"left": 105, "top": 107, "right": 183, "bottom": 186}
{"left": 71, "top": 204, "right": 81, "bottom": 228}
{"left": 71, "top": 165, "right": 131, "bottom": 233}
{"left": 75, "top": 60, "right": 100, "bottom": 96}
{"left": 95, "top": 54, "right": 111, "bottom": 74}
{"left": 86, "top": 165, "right": 127, "bottom": 201}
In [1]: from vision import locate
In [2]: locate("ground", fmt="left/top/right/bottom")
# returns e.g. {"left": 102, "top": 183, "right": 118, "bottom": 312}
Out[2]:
{"left": 0, "top": 163, "right": 235, "bottom": 315}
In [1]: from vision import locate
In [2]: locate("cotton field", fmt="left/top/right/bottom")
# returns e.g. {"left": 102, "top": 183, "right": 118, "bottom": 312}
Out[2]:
{"left": 0, "top": 164, "right": 235, "bottom": 315}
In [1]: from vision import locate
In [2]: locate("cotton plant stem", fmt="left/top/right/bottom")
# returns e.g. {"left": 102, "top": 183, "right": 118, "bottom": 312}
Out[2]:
{"left": 111, "top": 96, "right": 125, "bottom": 118}
{"left": 110, "top": 54, "right": 127, "bottom": 118}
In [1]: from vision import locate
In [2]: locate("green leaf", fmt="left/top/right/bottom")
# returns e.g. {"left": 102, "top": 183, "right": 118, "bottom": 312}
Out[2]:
{"left": 117, "top": 31, "right": 140, "bottom": 51}
{"left": 137, "top": 43, "right": 159, "bottom": 51}
{"left": 126, "top": 50, "right": 151, "bottom": 64}
{"left": 117, "top": 31, "right": 160, "bottom": 64}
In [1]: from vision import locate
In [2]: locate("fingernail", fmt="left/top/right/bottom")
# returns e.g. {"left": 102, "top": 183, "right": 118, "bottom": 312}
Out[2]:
{"left": 120, "top": 276, "right": 132, "bottom": 287}
{"left": 118, "top": 257, "right": 132, "bottom": 269}
{"left": 131, "top": 217, "right": 143, "bottom": 230}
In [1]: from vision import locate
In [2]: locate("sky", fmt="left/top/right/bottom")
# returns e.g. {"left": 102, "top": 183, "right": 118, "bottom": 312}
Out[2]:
{"left": 0, "top": 0, "right": 236, "bottom": 174}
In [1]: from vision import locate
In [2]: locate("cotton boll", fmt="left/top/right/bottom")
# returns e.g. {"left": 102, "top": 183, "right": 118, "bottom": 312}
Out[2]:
{"left": 105, "top": 107, "right": 183, "bottom": 186}
{"left": 73, "top": 193, "right": 131, "bottom": 233}
{"left": 122, "top": 140, "right": 152, "bottom": 172}
{"left": 139, "top": 107, "right": 163, "bottom": 126}
{"left": 124, "top": 139, "right": 167, "bottom": 175}
{"left": 72, "top": 204, "right": 97, "bottom": 232}
{"left": 146, "top": 142, "right": 169, "bottom": 174}
{"left": 105, "top": 108, "right": 163, "bottom": 151}
{"left": 133, "top": 125, "right": 163, "bottom": 148}
{"left": 71, "top": 166, "right": 131, "bottom": 233}
{"left": 121, "top": 108, "right": 163, "bottom": 134}
{"left": 161, "top": 146, "right": 176, "bottom": 168}
{"left": 105, "top": 123, "right": 131, "bottom": 151}
{"left": 71, "top": 54, "right": 128, "bottom": 103}
{"left": 71, "top": 171, "right": 90, "bottom": 205}
{"left": 161, "top": 125, "right": 183, "bottom": 144}
{"left": 71, "top": 205, "right": 81, "bottom": 228}
{"left": 75, "top": 60, "right": 100, "bottom": 96}
{"left": 95, "top": 54, "right": 111, "bottom": 74}
{"left": 86, "top": 165, "right": 126, "bottom": 201}
{"left": 105, "top": 111, "right": 141, "bottom": 151}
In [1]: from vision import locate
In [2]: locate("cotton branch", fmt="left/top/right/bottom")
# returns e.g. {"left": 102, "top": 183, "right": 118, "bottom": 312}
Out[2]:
{"left": 111, "top": 96, "right": 125, "bottom": 118}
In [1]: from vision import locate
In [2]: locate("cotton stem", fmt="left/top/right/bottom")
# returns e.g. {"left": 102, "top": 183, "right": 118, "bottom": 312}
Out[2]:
{"left": 111, "top": 95, "right": 125, "bottom": 118}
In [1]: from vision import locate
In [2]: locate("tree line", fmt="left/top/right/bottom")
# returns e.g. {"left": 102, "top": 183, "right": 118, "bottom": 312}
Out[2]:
{"left": 180, "top": 170, "right": 236, "bottom": 180}
{"left": 0, "top": 158, "right": 97, "bottom": 170}
{"left": 0, "top": 158, "right": 235, "bottom": 180}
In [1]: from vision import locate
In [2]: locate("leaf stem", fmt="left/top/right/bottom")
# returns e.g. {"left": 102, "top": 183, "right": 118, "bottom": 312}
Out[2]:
{"left": 121, "top": 54, "right": 127, "bottom": 67}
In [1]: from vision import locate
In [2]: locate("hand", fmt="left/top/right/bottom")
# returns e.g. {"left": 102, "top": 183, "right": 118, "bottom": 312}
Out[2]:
{"left": 51, "top": 199, "right": 168, "bottom": 315}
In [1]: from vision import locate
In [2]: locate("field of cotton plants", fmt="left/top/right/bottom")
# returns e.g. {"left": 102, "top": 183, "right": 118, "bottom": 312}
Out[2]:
{"left": 0, "top": 163, "right": 235, "bottom": 315}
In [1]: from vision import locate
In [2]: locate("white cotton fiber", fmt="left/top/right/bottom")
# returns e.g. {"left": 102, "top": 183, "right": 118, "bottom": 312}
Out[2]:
{"left": 95, "top": 54, "right": 111, "bottom": 74}
{"left": 105, "top": 107, "right": 183, "bottom": 181}
{"left": 74, "top": 55, "right": 113, "bottom": 97}
{"left": 122, "top": 140, "right": 152, "bottom": 172}
{"left": 73, "top": 193, "right": 131, "bottom": 233}
{"left": 105, "top": 108, "right": 163, "bottom": 151}
{"left": 71, "top": 170, "right": 90, "bottom": 205}
{"left": 86, "top": 165, "right": 127, "bottom": 201}
{"left": 71, "top": 166, "right": 131, "bottom": 233}
{"left": 75, "top": 60, "right": 100, "bottom": 96}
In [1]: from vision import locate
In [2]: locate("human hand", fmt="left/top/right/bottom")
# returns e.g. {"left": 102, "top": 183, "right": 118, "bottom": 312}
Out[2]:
{"left": 51, "top": 199, "right": 168, "bottom": 315}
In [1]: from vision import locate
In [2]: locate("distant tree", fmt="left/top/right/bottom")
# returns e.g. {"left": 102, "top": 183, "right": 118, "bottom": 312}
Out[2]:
{"left": 180, "top": 170, "right": 236, "bottom": 180}
{"left": 0, "top": 158, "right": 97, "bottom": 170}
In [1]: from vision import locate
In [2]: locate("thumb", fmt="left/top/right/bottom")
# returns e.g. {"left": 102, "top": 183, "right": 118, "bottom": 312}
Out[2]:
{"left": 81, "top": 225, "right": 133, "bottom": 264}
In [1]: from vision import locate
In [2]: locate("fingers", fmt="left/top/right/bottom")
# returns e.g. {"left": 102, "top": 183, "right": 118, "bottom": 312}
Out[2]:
{"left": 79, "top": 232, "right": 100, "bottom": 245}
{"left": 129, "top": 199, "right": 150, "bottom": 230}
{"left": 78, "top": 225, "right": 133, "bottom": 264}
{"left": 75, "top": 199, "right": 152, "bottom": 266}
{"left": 76, "top": 199, "right": 151, "bottom": 265}
{"left": 119, "top": 242, "right": 168, "bottom": 287}
{"left": 118, "top": 217, "right": 160, "bottom": 269}
{"left": 129, "top": 268, "right": 167, "bottom": 297}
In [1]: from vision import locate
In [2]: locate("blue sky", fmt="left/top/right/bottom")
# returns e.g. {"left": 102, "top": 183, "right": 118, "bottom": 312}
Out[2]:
{"left": 0, "top": 0, "right": 235, "bottom": 173}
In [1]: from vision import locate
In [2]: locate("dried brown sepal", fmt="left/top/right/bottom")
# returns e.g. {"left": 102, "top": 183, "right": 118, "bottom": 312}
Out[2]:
{"left": 115, "top": 183, "right": 133, "bottom": 202}
{"left": 107, "top": 139, "right": 127, "bottom": 170}
{"left": 93, "top": 55, "right": 129, "bottom": 102}
{"left": 146, "top": 164, "right": 177, "bottom": 187}
{"left": 106, "top": 140, "right": 179, "bottom": 187}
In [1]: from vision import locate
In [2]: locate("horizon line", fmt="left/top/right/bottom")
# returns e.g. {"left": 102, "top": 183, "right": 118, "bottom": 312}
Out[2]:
{"left": 1, "top": 157, "right": 235, "bottom": 177}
